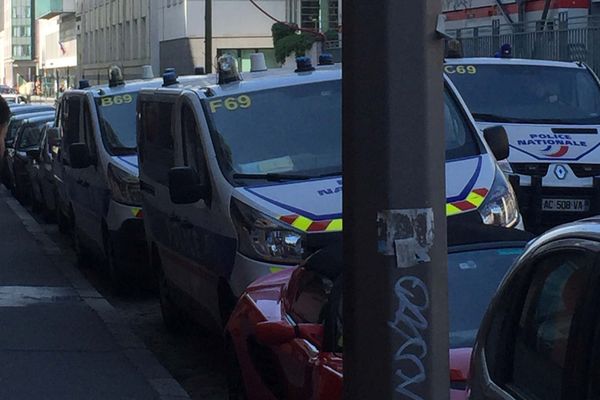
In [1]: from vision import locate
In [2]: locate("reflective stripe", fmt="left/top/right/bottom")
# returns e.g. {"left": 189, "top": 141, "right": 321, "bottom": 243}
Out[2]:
{"left": 269, "top": 267, "right": 284, "bottom": 273}
{"left": 446, "top": 203, "right": 462, "bottom": 216}
{"left": 326, "top": 219, "right": 343, "bottom": 232}
{"left": 278, "top": 187, "right": 488, "bottom": 232}
{"left": 291, "top": 215, "right": 312, "bottom": 231}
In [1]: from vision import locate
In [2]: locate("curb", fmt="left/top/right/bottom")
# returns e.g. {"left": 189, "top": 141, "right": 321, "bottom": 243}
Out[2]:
{"left": 2, "top": 190, "right": 190, "bottom": 400}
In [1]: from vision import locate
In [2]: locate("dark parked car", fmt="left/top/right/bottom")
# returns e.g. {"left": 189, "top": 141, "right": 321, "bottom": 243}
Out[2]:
{"left": 6, "top": 114, "right": 55, "bottom": 203}
{"left": 28, "top": 122, "right": 59, "bottom": 219}
{"left": 225, "top": 225, "right": 532, "bottom": 400}
{"left": 9, "top": 104, "right": 55, "bottom": 117}
{"left": 2, "top": 110, "right": 55, "bottom": 189}
{"left": 470, "top": 218, "right": 600, "bottom": 400}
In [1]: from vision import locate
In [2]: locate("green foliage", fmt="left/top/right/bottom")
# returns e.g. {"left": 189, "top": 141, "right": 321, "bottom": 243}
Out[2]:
{"left": 272, "top": 22, "right": 316, "bottom": 64}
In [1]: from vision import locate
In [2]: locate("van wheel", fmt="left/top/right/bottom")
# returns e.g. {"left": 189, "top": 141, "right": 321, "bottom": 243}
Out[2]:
{"left": 225, "top": 336, "right": 247, "bottom": 400}
{"left": 57, "top": 204, "right": 69, "bottom": 234}
{"left": 71, "top": 212, "right": 89, "bottom": 268}
{"left": 104, "top": 232, "right": 132, "bottom": 296}
{"left": 157, "top": 263, "right": 186, "bottom": 332}
{"left": 218, "top": 281, "right": 237, "bottom": 327}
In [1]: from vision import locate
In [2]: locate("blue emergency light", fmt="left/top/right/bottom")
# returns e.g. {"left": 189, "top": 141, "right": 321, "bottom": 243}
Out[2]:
{"left": 318, "top": 53, "right": 334, "bottom": 66}
{"left": 295, "top": 56, "right": 315, "bottom": 72}
{"left": 163, "top": 70, "right": 179, "bottom": 86}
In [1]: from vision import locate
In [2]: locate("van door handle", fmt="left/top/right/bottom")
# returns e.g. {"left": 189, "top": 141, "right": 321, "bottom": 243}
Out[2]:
{"left": 181, "top": 220, "right": 194, "bottom": 229}
{"left": 140, "top": 180, "right": 155, "bottom": 195}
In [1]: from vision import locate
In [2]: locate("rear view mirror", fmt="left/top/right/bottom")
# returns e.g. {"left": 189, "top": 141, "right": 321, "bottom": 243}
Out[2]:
{"left": 255, "top": 321, "right": 296, "bottom": 346}
{"left": 25, "top": 149, "right": 40, "bottom": 160}
{"left": 483, "top": 125, "right": 509, "bottom": 161}
{"left": 168, "top": 167, "right": 208, "bottom": 204}
{"left": 69, "top": 143, "right": 91, "bottom": 169}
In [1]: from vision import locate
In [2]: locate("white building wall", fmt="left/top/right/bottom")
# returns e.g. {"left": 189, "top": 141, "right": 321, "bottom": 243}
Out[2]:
{"left": 158, "top": 0, "right": 287, "bottom": 73}
{"left": 76, "top": 0, "right": 156, "bottom": 83}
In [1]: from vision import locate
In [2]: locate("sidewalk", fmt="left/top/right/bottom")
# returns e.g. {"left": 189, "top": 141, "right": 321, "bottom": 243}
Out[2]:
{"left": 0, "top": 188, "right": 189, "bottom": 400}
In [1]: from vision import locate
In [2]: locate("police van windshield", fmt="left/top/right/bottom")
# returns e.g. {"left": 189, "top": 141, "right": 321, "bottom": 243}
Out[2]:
{"left": 95, "top": 93, "right": 138, "bottom": 155}
{"left": 204, "top": 80, "right": 341, "bottom": 180}
{"left": 447, "top": 64, "right": 600, "bottom": 125}
{"left": 204, "top": 80, "right": 481, "bottom": 183}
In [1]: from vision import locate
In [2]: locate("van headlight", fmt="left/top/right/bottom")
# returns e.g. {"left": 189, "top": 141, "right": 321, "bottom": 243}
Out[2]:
{"left": 231, "top": 197, "right": 305, "bottom": 264}
{"left": 479, "top": 167, "right": 520, "bottom": 228}
{"left": 107, "top": 164, "right": 142, "bottom": 206}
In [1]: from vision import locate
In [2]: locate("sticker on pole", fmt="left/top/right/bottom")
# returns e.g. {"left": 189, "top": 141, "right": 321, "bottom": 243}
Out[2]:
{"left": 377, "top": 208, "right": 434, "bottom": 269}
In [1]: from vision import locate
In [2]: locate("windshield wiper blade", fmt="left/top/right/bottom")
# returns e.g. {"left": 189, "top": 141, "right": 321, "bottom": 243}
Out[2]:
{"left": 471, "top": 113, "right": 520, "bottom": 123}
{"left": 233, "top": 173, "right": 313, "bottom": 182}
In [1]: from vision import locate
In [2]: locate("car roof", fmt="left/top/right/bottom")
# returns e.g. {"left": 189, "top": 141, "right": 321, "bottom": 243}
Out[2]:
{"left": 74, "top": 75, "right": 213, "bottom": 98}
{"left": 196, "top": 66, "right": 341, "bottom": 98}
{"left": 21, "top": 114, "right": 55, "bottom": 124}
{"left": 526, "top": 217, "right": 600, "bottom": 251}
{"left": 445, "top": 57, "right": 585, "bottom": 69}
{"left": 11, "top": 111, "right": 55, "bottom": 121}
{"left": 11, "top": 105, "right": 55, "bottom": 115}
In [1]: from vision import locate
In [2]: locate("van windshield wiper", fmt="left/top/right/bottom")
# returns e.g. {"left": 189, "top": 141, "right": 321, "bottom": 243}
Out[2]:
{"left": 233, "top": 173, "right": 314, "bottom": 182}
{"left": 471, "top": 113, "right": 521, "bottom": 123}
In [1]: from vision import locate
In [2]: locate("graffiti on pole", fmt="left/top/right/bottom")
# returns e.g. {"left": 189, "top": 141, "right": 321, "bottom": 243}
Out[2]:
{"left": 388, "top": 276, "right": 430, "bottom": 400}
{"left": 377, "top": 208, "right": 434, "bottom": 399}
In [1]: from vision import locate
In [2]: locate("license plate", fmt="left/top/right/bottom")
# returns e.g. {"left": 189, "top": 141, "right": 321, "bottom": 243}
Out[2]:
{"left": 542, "top": 198, "right": 590, "bottom": 212}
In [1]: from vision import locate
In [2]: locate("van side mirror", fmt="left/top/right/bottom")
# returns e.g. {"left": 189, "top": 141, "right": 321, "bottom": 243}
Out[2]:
{"left": 168, "top": 167, "right": 208, "bottom": 204}
{"left": 69, "top": 143, "right": 91, "bottom": 169}
{"left": 483, "top": 126, "right": 509, "bottom": 161}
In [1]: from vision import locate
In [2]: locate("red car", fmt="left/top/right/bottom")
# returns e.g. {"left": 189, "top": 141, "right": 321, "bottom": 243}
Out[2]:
{"left": 225, "top": 225, "right": 532, "bottom": 399}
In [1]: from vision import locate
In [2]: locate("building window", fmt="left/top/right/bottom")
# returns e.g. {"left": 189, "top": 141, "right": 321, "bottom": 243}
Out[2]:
{"left": 12, "top": 26, "right": 30, "bottom": 37}
{"left": 300, "top": 0, "right": 339, "bottom": 31}
{"left": 13, "top": 45, "right": 31, "bottom": 58}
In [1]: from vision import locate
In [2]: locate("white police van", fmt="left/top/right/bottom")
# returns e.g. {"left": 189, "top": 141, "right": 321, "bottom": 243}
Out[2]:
{"left": 137, "top": 55, "right": 521, "bottom": 329}
{"left": 55, "top": 67, "right": 208, "bottom": 291}
{"left": 446, "top": 58, "right": 600, "bottom": 231}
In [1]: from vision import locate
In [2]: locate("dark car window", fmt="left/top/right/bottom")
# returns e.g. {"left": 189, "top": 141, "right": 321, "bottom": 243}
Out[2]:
{"left": 447, "top": 64, "right": 600, "bottom": 125}
{"left": 16, "top": 122, "right": 47, "bottom": 150}
{"left": 138, "top": 100, "right": 174, "bottom": 185}
{"left": 448, "top": 246, "right": 524, "bottom": 348}
{"left": 96, "top": 92, "right": 138, "bottom": 154}
{"left": 506, "top": 251, "right": 591, "bottom": 400}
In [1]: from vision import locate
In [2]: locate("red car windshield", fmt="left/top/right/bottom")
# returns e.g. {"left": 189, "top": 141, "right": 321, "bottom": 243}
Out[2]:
{"left": 448, "top": 246, "right": 524, "bottom": 348}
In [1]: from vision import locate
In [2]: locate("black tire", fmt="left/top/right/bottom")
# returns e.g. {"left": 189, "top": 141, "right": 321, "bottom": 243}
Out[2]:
{"left": 30, "top": 187, "right": 41, "bottom": 214}
{"left": 14, "top": 178, "right": 28, "bottom": 205}
{"left": 71, "top": 212, "right": 90, "bottom": 268}
{"left": 104, "top": 232, "right": 132, "bottom": 296}
{"left": 157, "top": 263, "right": 187, "bottom": 332}
{"left": 225, "top": 336, "right": 247, "bottom": 400}
{"left": 57, "top": 204, "right": 69, "bottom": 234}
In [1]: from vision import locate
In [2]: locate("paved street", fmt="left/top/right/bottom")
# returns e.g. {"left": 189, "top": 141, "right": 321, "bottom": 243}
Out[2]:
{"left": 0, "top": 187, "right": 226, "bottom": 399}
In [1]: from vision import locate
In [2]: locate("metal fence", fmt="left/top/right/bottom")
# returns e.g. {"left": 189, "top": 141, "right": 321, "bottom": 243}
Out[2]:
{"left": 449, "top": 14, "right": 600, "bottom": 75}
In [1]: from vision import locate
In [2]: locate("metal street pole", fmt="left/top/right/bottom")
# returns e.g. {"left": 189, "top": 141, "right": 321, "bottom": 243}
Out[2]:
{"left": 342, "top": 0, "right": 448, "bottom": 399}
{"left": 205, "top": 0, "right": 213, "bottom": 73}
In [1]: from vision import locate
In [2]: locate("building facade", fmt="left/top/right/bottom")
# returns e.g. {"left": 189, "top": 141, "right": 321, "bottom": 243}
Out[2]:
{"left": 35, "top": 0, "right": 77, "bottom": 96}
{"left": 76, "top": 0, "right": 155, "bottom": 84}
{"left": 1, "top": 0, "right": 36, "bottom": 88}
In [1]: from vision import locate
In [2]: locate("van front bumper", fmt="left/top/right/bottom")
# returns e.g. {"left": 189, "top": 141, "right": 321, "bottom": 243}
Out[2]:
{"left": 509, "top": 174, "right": 600, "bottom": 232}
